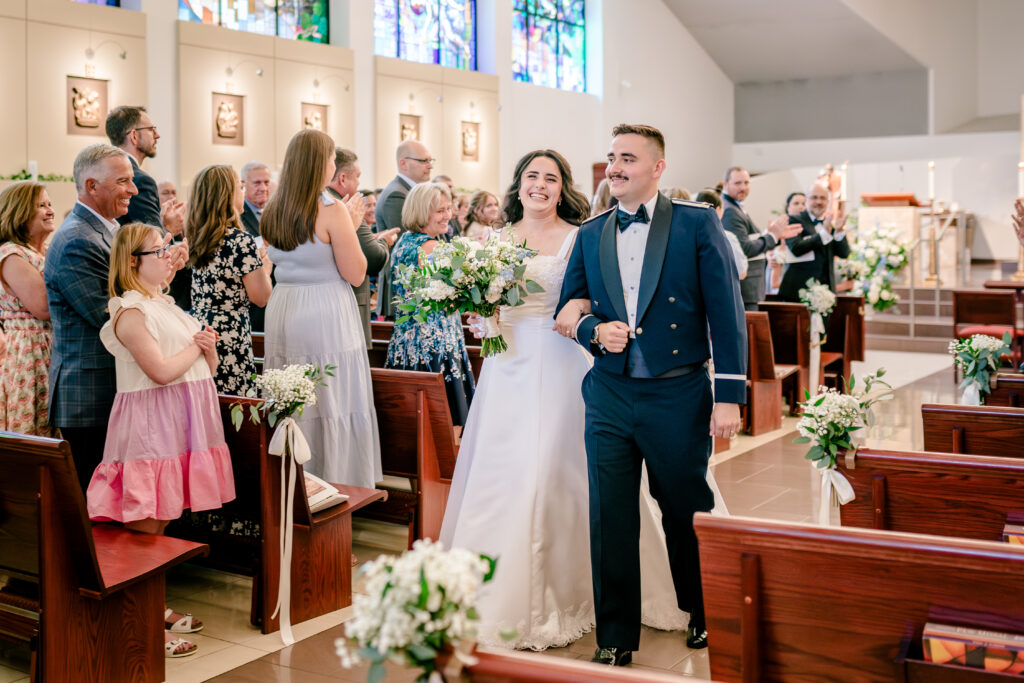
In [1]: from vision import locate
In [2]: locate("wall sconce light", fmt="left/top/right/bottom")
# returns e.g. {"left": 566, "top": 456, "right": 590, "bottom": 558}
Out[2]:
{"left": 312, "top": 76, "right": 350, "bottom": 91}
{"left": 85, "top": 40, "right": 127, "bottom": 60}
{"left": 225, "top": 60, "right": 264, "bottom": 78}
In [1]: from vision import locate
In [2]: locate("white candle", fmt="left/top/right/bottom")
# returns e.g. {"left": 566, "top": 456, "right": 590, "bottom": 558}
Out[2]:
{"left": 1018, "top": 162, "right": 1023, "bottom": 198}
{"left": 839, "top": 162, "right": 848, "bottom": 201}
{"left": 928, "top": 161, "right": 936, "bottom": 201}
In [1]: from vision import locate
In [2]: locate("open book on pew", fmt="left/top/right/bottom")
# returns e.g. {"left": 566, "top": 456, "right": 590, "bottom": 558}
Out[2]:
{"left": 923, "top": 622, "right": 1024, "bottom": 675}
{"left": 304, "top": 473, "right": 349, "bottom": 513}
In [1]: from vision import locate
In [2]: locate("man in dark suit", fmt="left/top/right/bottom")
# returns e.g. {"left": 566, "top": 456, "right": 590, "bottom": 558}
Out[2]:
{"left": 326, "top": 148, "right": 399, "bottom": 345}
{"left": 720, "top": 166, "right": 800, "bottom": 309}
{"left": 107, "top": 106, "right": 190, "bottom": 309}
{"left": 45, "top": 144, "right": 187, "bottom": 494}
{"left": 778, "top": 181, "right": 851, "bottom": 301}
{"left": 239, "top": 161, "right": 272, "bottom": 329}
{"left": 374, "top": 139, "right": 434, "bottom": 318}
{"left": 555, "top": 124, "right": 746, "bottom": 665}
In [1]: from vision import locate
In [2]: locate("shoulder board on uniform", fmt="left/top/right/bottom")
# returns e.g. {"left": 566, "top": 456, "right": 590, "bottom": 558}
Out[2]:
{"left": 582, "top": 206, "right": 616, "bottom": 224}
{"left": 671, "top": 199, "right": 712, "bottom": 209}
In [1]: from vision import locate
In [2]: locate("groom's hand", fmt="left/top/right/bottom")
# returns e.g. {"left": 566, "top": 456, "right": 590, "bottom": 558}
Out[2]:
{"left": 596, "top": 321, "right": 630, "bottom": 353}
{"left": 710, "top": 402, "right": 741, "bottom": 439}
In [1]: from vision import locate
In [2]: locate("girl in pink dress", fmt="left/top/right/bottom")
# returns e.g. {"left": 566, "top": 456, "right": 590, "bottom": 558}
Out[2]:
{"left": 86, "top": 223, "right": 236, "bottom": 657}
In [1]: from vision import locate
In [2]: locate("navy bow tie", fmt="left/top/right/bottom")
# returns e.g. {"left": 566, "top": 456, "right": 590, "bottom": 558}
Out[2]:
{"left": 616, "top": 204, "right": 649, "bottom": 232}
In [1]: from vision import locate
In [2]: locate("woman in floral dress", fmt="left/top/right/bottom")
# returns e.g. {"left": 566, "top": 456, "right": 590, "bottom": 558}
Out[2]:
{"left": 188, "top": 164, "right": 272, "bottom": 396}
{"left": 0, "top": 181, "right": 57, "bottom": 435}
{"left": 385, "top": 182, "right": 475, "bottom": 425}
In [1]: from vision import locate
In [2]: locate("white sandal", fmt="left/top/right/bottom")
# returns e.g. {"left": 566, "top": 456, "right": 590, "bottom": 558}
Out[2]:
{"left": 165, "top": 637, "right": 198, "bottom": 658}
{"left": 165, "top": 608, "right": 204, "bottom": 633}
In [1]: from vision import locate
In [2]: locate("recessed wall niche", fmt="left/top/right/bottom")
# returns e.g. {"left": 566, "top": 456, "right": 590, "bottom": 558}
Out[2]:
{"left": 212, "top": 92, "right": 244, "bottom": 146}
{"left": 66, "top": 76, "right": 108, "bottom": 136}
{"left": 399, "top": 113, "right": 420, "bottom": 141}
{"left": 460, "top": 121, "right": 479, "bottom": 162}
{"left": 301, "top": 102, "right": 328, "bottom": 132}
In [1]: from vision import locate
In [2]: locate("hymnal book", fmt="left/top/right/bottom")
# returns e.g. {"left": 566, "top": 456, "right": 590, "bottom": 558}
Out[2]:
{"left": 304, "top": 473, "right": 349, "bottom": 513}
{"left": 923, "top": 622, "right": 1024, "bottom": 675}
{"left": 1004, "top": 523, "right": 1024, "bottom": 545}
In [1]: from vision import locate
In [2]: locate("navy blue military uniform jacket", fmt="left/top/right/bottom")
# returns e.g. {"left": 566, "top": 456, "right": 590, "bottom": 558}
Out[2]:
{"left": 557, "top": 192, "right": 748, "bottom": 405}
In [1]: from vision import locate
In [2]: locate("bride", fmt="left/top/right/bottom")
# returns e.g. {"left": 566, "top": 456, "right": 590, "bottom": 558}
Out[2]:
{"left": 439, "top": 150, "right": 726, "bottom": 651}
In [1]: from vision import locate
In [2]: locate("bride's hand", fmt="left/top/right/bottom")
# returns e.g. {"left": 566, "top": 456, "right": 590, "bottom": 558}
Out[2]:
{"left": 553, "top": 299, "right": 589, "bottom": 338}
{"left": 467, "top": 313, "right": 485, "bottom": 339}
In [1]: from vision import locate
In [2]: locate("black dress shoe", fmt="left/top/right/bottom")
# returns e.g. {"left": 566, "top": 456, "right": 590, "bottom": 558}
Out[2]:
{"left": 686, "top": 625, "right": 708, "bottom": 649}
{"left": 591, "top": 647, "right": 633, "bottom": 666}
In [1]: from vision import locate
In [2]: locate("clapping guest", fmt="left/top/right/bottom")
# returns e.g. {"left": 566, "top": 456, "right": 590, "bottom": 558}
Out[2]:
{"left": 187, "top": 165, "right": 271, "bottom": 396}
{"left": 361, "top": 189, "right": 378, "bottom": 229}
{"left": 158, "top": 180, "right": 178, "bottom": 205}
{"left": 385, "top": 183, "right": 475, "bottom": 426}
{"left": 87, "top": 222, "right": 234, "bottom": 659}
{"left": 462, "top": 190, "right": 501, "bottom": 241}
{"left": 239, "top": 161, "right": 273, "bottom": 331}
{"left": 261, "top": 129, "right": 381, "bottom": 487}
{"left": 0, "top": 181, "right": 57, "bottom": 435}
{"left": 778, "top": 182, "right": 850, "bottom": 302}
{"left": 695, "top": 188, "right": 745, "bottom": 281}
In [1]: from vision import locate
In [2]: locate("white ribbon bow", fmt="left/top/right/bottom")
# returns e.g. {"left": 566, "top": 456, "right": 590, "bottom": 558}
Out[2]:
{"left": 481, "top": 315, "right": 501, "bottom": 339}
{"left": 960, "top": 380, "right": 982, "bottom": 406}
{"left": 817, "top": 467, "right": 855, "bottom": 526}
{"left": 267, "top": 416, "right": 311, "bottom": 645}
{"left": 808, "top": 312, "right": 826, "bottom": 393}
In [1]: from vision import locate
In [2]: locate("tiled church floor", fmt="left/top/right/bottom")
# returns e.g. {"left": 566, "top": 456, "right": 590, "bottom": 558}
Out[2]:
{"left": 0, "top": 350, "right": 954, "bottom": 682}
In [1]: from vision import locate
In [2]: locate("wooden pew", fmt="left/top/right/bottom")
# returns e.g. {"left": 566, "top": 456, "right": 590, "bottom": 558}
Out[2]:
{"left": 0, "top": 432, "right": 209, "bottom": 682}
{"left": 364, "top": 368, "right": 460, "bottom": 546}
{"left": 744, "top": 312, "right": 798, "bottom": 434}
{"left": 165, "top": 397, "right": 385, "bottom": 633}
{"left": 695, "top": 514, "right": 1024, "bottom": 683}
{"left": 757, "top": 301, "right": 843, "bottom": 399}
{"left": 987, "top": 371, "right": 1024, "bottom": 407}
{"left": 452, "top": 647, "right": 709, "bottom": 682}
{"left": 921, "top": 403, "right": 1024, "bottom": 457}
{"left": 822, "top": 294, "right": 866, "bottom": 386}
{"left": 368, "top": 334, "right": 484, "bottom": 379}
{"left": 837, "top": 446, "right": 1024, "bottom": 540}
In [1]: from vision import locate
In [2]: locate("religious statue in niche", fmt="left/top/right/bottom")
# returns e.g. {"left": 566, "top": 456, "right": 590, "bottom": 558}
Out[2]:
{"left": 399, "top": 113, "right": 421, "bottom": 142}
{"left": 461, "top": 121, "right": 479, "bottom": 162}
{"left": 301, "top": 102, "right": 328, "bottom": 133}
{"left": 211, "top": 93, "right": 244, "bottom": 146}
{"left": 66, "top": 76, "right": 108, "bottom": 137}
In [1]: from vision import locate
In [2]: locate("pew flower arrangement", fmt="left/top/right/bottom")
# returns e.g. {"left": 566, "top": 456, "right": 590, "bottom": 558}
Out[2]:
{"left": 836, "top": 223, "right": 910, "bottom": 313}
{"left": 336, "top": 539, "right": 497, "bottom": 683}
{"left": 394, "top": 230, "right": 543, "bottom": 356}
{"left": 230, "top": 363, "right": 334, "bottom": 429}
{"left": 799, "top": 278, "right": 837, "bottom": 318}
{"left": 793, "top": 368, "right": 893, "bottom": 525}
{"left": 949, "top": 332, "right": 1012, "bottom": 406}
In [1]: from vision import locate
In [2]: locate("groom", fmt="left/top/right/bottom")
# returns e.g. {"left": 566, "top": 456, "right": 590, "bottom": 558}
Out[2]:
{"left": 555, "top": 124, "right": 746, "bottom": 665}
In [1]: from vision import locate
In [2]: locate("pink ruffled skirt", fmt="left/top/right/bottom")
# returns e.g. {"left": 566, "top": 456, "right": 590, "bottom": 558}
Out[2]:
{"left": 87, "top": 378, "right": 236, "bottom": 523}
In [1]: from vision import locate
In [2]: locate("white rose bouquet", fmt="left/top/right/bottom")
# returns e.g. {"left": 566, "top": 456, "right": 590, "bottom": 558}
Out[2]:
{"left": 949, "top": 332, "right": 1012, "bottom": 405}
{"left": 798, "top": 278, "right": 837, "bottom": 318}
{"left": 794, "top": 368, "right": 893, "bottom": 524}
{"left": 336, "top": 539, "right": 496, "bottom": 683}
{"left": 837, "top": 222, "right": 910, "bottom": 312}
{"left": 395, "top": 230, "right": 543, "bottom": 356}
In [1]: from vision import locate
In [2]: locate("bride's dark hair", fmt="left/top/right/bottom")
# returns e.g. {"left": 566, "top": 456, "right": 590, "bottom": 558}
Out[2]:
{"left": 501, "top": 150, "right": 591, "bottom": 226}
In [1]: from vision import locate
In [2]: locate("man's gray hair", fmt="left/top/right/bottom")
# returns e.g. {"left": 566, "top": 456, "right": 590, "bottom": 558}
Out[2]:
{"left": 73, "top": 143, "right": 129, "bottom": 193}
{"left": 240, "top": 160, "right": 270, "bottom": 181}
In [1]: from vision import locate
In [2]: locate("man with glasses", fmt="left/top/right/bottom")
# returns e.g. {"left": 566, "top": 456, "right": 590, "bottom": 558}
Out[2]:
{"left": 374, "top": 139, "right": 435, "bottom": 318}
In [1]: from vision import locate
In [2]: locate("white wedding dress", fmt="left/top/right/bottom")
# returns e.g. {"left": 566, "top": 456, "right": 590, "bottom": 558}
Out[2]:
{"left": 439, "top": 228, "right": 727, "bottom": 651}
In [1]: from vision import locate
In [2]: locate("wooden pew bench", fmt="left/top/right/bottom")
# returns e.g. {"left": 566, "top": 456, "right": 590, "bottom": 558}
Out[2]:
{"left": 0, "top": 432, "right": 209, "bottom": 682}
{"left": 744, "top": 311, "right": 798, "bottom": 434}
{"left": 921, "top": 403, "right": 1024, "bottom": 457}
{"left": 757, "top": 301, "right": 843, "bottom": 399}
{"left": 164, "top": 396, "right": 385, "bottom": 634}
{"left": 361, "top": 368, "right": 460, "bottom": 547}
{"left": 987, "top": 371, "right": 1024, "bottom": 407}
{"left": 695, "top": 514, "right": 1024, "bottom": 682}
{"left": 837, "top": 446, "right": 1024, "bottom": 540}
{"left": 822, "top": 294, "right": 866, "bottom": 386}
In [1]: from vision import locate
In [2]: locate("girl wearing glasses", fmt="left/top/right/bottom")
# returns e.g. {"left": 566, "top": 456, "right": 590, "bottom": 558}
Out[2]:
{"left": 86, "top": 223, "right": 236, "bottom": 658}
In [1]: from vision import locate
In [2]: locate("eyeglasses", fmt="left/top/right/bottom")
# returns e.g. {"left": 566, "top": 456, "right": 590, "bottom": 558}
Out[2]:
{"left": 404, "top": 156, "right": 436, "bottom": 165}
{"left": 132, "top": 126, "right": 157, "bottom": 134}
{"left": 132, "top": 245, "right": 171, "bottom": 259}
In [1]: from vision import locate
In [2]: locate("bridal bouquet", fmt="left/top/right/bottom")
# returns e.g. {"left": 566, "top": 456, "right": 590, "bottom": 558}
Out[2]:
{"left": 837, "top": 223, "right": 910, "bottom": 313}
{"left": 395, "top": 231, "right": 543, "bottom": 356}
{"left": 336, "top": 539, "right": 496, "bottom": 683}
{"left": 230, "top": 363, "right": 334, "bottom": 429}
{"left": 949, "top": 332, "right": 1012, "bottom": 405}
{"left": 794, "top": 368, "right": 892, "bottom": 524}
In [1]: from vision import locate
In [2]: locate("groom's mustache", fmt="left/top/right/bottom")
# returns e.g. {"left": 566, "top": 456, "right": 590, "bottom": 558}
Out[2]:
{"left": 608, "top": 174, "right": 628, "bottom": 181}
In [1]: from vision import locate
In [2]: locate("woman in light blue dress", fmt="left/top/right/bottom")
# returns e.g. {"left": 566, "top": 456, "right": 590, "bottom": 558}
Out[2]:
{"left": 259, "top": 130, "right": 381, "bottom": 488}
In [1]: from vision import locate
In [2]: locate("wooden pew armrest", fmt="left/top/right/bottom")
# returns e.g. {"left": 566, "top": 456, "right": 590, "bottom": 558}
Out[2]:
{"left": 85, "top": 524, "right": 209, "bottom": 599}
{"left": 775, "top": 364, "right": 799, "bottom": 380}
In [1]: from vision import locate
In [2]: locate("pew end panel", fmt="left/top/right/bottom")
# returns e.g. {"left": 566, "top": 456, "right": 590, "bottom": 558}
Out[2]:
{"left": 695, "top": 514, "right": 1024, "bottom": 683}
{"left": 988, "top": 373, "right": 1024, "bottom": 407}
{"left": 921, "top": 403, "right": 1024, "bottom": 457}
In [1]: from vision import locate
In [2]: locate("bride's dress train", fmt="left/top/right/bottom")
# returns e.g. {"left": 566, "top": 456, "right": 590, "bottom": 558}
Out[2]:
{"left": 439, "top": 229, "right": 726, "bottom": 650}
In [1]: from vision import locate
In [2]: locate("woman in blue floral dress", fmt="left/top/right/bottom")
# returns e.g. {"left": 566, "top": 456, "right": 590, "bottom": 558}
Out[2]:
{"left": 385, "top": 182, "right": 475, "bottom": 425}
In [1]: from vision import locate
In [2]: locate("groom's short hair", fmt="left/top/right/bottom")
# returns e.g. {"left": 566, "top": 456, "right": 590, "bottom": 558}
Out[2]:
{"left": 611, "top": 124, "right": 665, "bottom": 159}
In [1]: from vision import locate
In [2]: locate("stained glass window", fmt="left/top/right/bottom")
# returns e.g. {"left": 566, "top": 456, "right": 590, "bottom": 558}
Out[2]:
{"left": 374, "top": 0, "right": 477, "bottom": 71}
{"left": 73, "top": 0, "right": 121, "bottom": 5}
{"left": 178, "top": 0, "right": 328, "bottom": 43}
{"left": 513, "top": 0, "right": 585, "bottom": 92}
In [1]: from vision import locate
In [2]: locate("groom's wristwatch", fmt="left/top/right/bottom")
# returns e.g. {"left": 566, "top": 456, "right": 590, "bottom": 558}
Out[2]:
{"left": 591, "top": 324, "right": 601, "bottom": 345}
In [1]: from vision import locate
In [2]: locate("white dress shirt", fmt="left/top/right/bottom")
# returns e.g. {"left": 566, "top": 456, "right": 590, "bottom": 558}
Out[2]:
{"left": 77, "top": 201, "right": 121, "bottom": 235}
{"left": 616, "top": 194, "right": 659, "bottom": 336}
{"left": 809, "top": 211, "right": 846, "bottom": 244}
